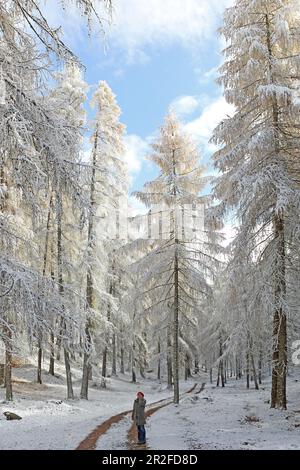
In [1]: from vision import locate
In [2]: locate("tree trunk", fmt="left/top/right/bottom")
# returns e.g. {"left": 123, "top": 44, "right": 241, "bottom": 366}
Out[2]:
{"left": 258, "top": 348, "right": 263, "bottom": 385}
{"left": 246, "top": 348, "right": 250, "bottom": 389}
{"left": 111, "top": 333, "right": 117, "bottom": 376}
{"left": 4, "top": 326, "right": 13, "bottom": 401}
{"left": 64, "top": 348, "right": 74, "bottom": 400}
{"left": 185, "top": 354, "right": 191, "bottom": 380}
{"left": 157, "top": 340, "right": 161, "bottom": 381}
{"left": 167, "top": 326, "right": 173, "bottom": 389}
{"left": 80, "top": 132, "right": 98, "bottom": 399}
{"left": 37, "top": 344, "right": 42, "bottom": 385}
{"left": 194, "top": 357, "right": 199, "bottom": 374}
{"left": 0, "top": 363, "right": 5, "bottom": 386}
{"left": 102, "top": 346, "right": 107, "bottom": 378}
{"left": 251, "top": 352, "right": 259, "bottom": 390}
{"left": 56, "top": 192, "right": 74, "bottom": 400}
{"left": 271, "top": 216, "right": 287, "bottom": 408}
{"left": 217, "top": 362, "right": 220, "bottom": 387}
{"left": 173, "top": 243, "right": 180, "bottom": 404}
{"left": 37, "top": 193, "right": 53, "bottom": 384}
{"left": 120, "top": 343, "right": 125, "bottom": 374}
{"left": 80, "top": 325, "right": 92, "bottom": 400}
{"left": 265, "top": 13, "right": 287, "bottom": 410}
{"left": 218, "top": 338, "right": 225, "bottom": 387}
{"left": 132, "top": 341, "right": 136, "bottom": 383}
{"left": 220, "top": 360, "right": 225, "bottom": 387}
{"left": 49, "top": 332, "right": 55, "bottom": 376}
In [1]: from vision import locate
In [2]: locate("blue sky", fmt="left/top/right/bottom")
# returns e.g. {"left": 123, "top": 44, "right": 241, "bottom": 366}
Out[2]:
{"left": 46, "top": 0, "right": 234, "bottom": 201}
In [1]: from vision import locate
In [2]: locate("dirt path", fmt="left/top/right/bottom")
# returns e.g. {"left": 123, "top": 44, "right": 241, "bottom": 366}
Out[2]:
{"left": 127, "top": 383, "right": 205, "bottom": 450}
{"left": 76, "top": 382, "right": 203, "bottom": 451}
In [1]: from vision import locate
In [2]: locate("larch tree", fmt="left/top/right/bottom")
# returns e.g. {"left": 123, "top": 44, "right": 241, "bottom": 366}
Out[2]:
{"left": 80, "top": 81, "right": 127, "bottom": 398}
{"left": 0, "top": 0, "right": 107, "bottom": 400}
{"left": 212, "top": 0, "right": 300, "bottom": 409}
{"left": 133, "top": 113, "right": 223, "bottom": 403}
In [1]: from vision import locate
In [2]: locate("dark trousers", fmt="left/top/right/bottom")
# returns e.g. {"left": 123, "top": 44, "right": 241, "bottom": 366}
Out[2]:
{"left": 137, "top": 424, "right": 146, "bottom": 443}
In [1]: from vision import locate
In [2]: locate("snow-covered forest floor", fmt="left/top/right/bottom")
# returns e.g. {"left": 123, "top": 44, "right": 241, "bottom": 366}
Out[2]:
{"left": 1, "top": 361, "right": 300, "bottom": 450}
{"left": 0, "top": 361, "right": 193, "bottom": 450}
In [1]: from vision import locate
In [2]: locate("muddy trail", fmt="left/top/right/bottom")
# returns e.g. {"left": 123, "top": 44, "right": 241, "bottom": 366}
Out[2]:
{"left": 76, "top": 382, "right": 205, "bottom": 451}
{"left": 127, "top": 382, "right": 205, "bottom": 450}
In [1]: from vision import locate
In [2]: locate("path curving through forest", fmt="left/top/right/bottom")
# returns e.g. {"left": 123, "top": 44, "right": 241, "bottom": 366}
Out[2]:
{"left": 76, "top": 382, "right": 204, "bottom": 451}
{"left": 127, "top": 382, "right": 205, "bottom": 450}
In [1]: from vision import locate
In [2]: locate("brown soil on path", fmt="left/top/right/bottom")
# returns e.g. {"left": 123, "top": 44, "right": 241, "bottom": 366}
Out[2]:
{"left": 76, "top": 382, "right": 202, "bottom": 451}
{"left": 127, "top": 382, "right": 203, "bottom": 450}
{"left": 76, "top": 409, "right": 131, "bottom": 450}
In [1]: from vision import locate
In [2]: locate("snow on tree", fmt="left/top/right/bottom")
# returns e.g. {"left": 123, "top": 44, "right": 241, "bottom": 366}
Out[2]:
{"left": 80, "top": 81, "right": 128, "bottom": 398}
{"left": 0, "top": 1, "right": 112, "bottom": 62}
{"left": 211, "top": 0, "right": 300, "bottom": 409}
{"left": 0, "top": 4, "right": 91, "bottom": 399}
{"left": 132, "top": 113, "right": 224, "bottom": 403}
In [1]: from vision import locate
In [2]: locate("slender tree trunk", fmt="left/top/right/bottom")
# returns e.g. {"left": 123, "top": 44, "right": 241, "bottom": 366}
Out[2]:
{"left": 102, "top": 347, "right": 107, "bottom": 378}
{"left": 246, "top": 347, "right": 250, "bottom": 389}
{"left": 173, "top": 242, "right": 180, "bottom": 404}
{"left": 4, "top": 325, "right": 13, "bottom": 401}
{"left": 217, "top": 362, "right": 220, "bottom": 387}
{"left": 209, "top": 367, "right": 213, "bottom": 384}
{"left": 185, "top": 354, "right": 191, "bottom": 380}
{"left": 157, "top": 339, "right": 161, "bottom": 381}
{"left": 251, "top": 352, "right": 259, "bottom": 390}
{"left": 56, "top": 192, "right": 74, "bottom": 400}
{"left": 258, "top": 347, "right": 263, "bottom": 385}
{"left": 80, "top": 325, "right": 92, "bottom": 400}
{"left": 37, "top": 193, "right": 53, "bottom": 384}
{"left": 0, "top": 363, "right": 5, "bottom": 386}
{"left": 49, "top": 252, "right": 55, "bottom": 376}
{"left": 220, "top": 360, "right": 225, "bottom": 387}
{"left": 64, "top": 348, "right": 74, "bottom": 399}
{"left": 218, "top": 337, "right": 225, "bottom": 387}
{"left": 120, "top": 343, "right": 125, "bottom": 374}
{"left": 265, "top": 13, "right": 287, "bottom": 410}
{"left": 167, "top": 326, "right": 173, "bottom": 389}
{"left": 112, "top": 333, "right": 117, "bottom": 376}
{"left": 80, "top": 132, "right": 98, "bottom": 399}
{"left": 132, "top": 339, "right": 136, "bottom": 383}
{"left": 194, "top": 357, "right": 199, "bottom": 374}
{"left": 102, "top": 268, "right": 114, "bottom": 380}
{"left": 275, "top": 215, "right": 287, "bottom": 409}
{"left": 37, "top": 344, "right": 42, "bottom": 385}
{"left": 49, "top": 332, "right": 55, "bottom": 376}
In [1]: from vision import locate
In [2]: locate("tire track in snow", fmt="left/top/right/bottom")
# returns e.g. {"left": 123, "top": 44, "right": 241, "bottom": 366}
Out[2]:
{"left": 76, "top": 382, "right": 201, "bottom": 450}
{"left": 127, "top": 383, "right": 205, "bottom": 450}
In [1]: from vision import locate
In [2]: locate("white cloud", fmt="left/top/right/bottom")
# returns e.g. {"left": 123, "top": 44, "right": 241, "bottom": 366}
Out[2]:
{"left": 170, "top": 95, "right": 200, "bottom": 117}
{"left": 42, "top": 0, "right": 234, "bottom": 62}
{"left": 184, "top": 95, "right": 235, "bottom": 151}
{"left": 110, "top": 0, "right": 233, "bottom": 54}
{"left": 195, "top": 64, "right": 220, "bottom": 85}
{"left": 124, "top": 134, "right": 149, "bottom": 174}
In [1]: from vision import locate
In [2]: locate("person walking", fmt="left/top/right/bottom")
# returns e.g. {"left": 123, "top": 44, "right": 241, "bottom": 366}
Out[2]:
{"left": 132, "top": 391, "right": 146, "bottom": 445}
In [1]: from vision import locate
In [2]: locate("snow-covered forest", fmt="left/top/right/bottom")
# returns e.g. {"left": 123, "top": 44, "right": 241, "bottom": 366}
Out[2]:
{"left": 1, "top": 0, "right": 300, "bottom": 451}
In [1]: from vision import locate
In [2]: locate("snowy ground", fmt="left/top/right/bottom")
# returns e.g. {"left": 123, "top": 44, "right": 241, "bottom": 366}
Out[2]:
{"left": 0, "top": 361, "right": 190, "bottom": 450}
{"left": 1, "top": 361, "right": 300, "bottom": 450}
{"left": 94, "top": 373, "right": 300, "bottom": 450}
{"left": 147, "top": 375, "right": 300, "bottom": 450}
